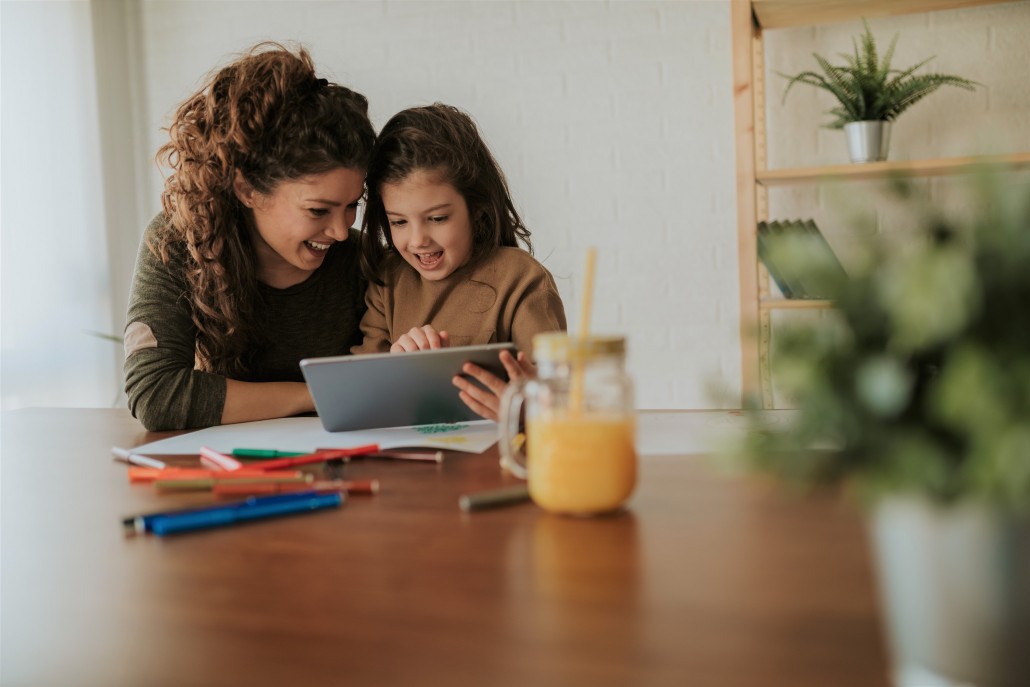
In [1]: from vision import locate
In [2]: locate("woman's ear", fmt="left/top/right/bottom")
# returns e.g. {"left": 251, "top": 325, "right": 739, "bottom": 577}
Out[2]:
{"left": 232, "top": 170, "right": 257, "bottom": 208}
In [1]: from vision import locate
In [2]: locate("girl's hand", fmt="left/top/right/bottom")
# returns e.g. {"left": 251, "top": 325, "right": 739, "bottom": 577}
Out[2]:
{"left": 452, "top": 350, "right": 536, "bottom": 421}
{"left": 391, "top": 325, "right": 450, "bottom": 352}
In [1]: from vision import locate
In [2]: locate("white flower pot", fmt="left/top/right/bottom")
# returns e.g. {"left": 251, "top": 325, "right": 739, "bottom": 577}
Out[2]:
{"left": 845, "top": 120, "right": 891, "bottom": 163}
{"left": 869, "top": 497, "right": 1030, "bottom": 687}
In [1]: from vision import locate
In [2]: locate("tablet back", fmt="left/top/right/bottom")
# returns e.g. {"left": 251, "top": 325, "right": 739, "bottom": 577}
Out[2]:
{"left": 300, "top": 343, "right": 516, "bottom": 432}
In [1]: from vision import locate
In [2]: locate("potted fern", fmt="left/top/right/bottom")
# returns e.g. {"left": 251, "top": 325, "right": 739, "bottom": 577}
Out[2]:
{"left": 737, "top": 169, "right": 1030, "bottom": 686}
{"left": 781, "top": 21, "right": 979, "bottom": 163}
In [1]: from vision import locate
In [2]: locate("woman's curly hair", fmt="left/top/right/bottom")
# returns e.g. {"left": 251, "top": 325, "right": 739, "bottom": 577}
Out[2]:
{"left": 360, "top": 103, "right": 532, "bottom": 285}
{"left": 154, "top": 42, "right": 374, "bottom": 376}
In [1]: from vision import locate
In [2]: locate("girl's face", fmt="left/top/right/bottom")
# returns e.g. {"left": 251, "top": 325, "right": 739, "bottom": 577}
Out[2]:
{"left": 381, "top": 169, "right": 474, "bottom": 282}
{"left": 236, "top": 166, "right": 366, "bottom": 288}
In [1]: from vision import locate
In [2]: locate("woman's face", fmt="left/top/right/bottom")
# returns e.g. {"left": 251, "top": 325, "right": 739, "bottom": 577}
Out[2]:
{"left": 238, "top": 166, "right": 366, "bottom": 288}
{"left": 381, "top": 169, "right": 474, "bottom": 282}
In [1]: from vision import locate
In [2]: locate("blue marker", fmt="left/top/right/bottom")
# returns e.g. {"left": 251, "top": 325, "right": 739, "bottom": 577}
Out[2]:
{"left": 147, "top": 491, "right": 343, "bottom": 536}
{"left": 124, "top": 491, "right": 339, "bottom": 535}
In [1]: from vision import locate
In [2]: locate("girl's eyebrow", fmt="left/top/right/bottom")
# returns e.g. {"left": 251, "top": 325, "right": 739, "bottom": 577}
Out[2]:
{"left": 386, "top": 202, "right": 452, "bottom": 216}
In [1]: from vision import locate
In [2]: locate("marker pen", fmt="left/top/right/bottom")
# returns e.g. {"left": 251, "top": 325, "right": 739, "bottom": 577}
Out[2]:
{"left": 112, "top": 447, "right": 167, "bottom": 470}
{"left": 458, "top": 484, "right": 531, "bottom": 512}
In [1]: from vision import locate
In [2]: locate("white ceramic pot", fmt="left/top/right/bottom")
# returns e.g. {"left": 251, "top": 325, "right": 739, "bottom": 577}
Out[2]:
{"left": 869, "top": 497, "right": 1030, "bottom": 687}
{"left": 844, "top": 120, "right": 891, "bottom": 163}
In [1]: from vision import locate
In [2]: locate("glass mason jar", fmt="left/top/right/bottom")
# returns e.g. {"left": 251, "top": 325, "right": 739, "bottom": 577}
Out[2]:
{"left": 499, "top": 333, "right": 637, "bottom": 515}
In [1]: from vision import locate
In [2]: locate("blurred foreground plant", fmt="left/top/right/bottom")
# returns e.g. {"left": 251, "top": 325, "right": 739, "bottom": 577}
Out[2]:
{"left": 741, "top": 169, "right": 1030, "bottom": 511}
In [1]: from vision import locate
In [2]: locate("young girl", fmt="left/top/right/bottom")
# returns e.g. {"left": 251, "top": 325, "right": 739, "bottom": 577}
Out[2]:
{"left": 353, "top": 103, "right": 566, "bottom": 417}
{"left": 123, "top": 43, "right": 375, "bottom": 431}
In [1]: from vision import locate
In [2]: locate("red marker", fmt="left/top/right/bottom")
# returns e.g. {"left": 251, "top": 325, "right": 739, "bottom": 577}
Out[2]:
{"left": 255, "top": 444, "right": 379, "bottom": 471}
{"left": 316, "top": 448, "right": 444, "bottom": 463}
{"left": 128, "top": 467, "right": 282, "bottom": 484}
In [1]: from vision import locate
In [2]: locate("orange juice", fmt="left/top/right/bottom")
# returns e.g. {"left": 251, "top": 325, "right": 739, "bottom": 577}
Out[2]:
{"left": 526, "top": 411, "right": 636, "bottom": 515}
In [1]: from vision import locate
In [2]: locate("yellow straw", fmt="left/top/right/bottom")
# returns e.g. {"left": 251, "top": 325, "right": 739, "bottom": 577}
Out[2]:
{"left": 570, "top": 248, "right": 597, "bottom": 412}
{"left": 578, "top": 247, "right": 597, "bottom": 342}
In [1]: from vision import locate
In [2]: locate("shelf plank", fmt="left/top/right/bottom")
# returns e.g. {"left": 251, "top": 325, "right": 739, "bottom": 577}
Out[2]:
{"left": 751, "top": 0, "right": 1015, "bottom": 29}
{"left": 760, "top": 299, "right": 834, "bottom": 310}
{"left": 756, "top": 151, "right": 1030, "bottom": 186}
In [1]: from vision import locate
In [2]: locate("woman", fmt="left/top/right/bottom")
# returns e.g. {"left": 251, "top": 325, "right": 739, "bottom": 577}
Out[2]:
{"left": 124, "top": 43, "right": 375, "bottom": 431}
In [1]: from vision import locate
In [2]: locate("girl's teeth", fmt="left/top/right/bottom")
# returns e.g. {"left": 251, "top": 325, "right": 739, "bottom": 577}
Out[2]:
{"left": 306, "top": 240, "right": 331, "bottom": 251}
{"left": 418, "top": 252, "right": 443, "bottom": 265}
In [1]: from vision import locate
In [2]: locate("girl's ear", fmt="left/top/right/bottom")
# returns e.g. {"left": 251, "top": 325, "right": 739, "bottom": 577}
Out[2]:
{"left": 232, "top": 170, "right": 257, "bottom": 208}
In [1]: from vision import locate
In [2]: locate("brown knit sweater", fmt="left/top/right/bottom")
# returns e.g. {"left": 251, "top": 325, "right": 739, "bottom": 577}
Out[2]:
{"left": 352, "top": 247, "right": 567, "bottom": 357}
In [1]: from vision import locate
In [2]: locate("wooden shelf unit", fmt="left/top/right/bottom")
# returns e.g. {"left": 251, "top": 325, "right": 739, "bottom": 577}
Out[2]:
{"left": 751, "top": 0, "right": 1010, "bottom": 29}
{"left": 730, "top": 0, "right": 1026, "bottom": 408}
{"left": 760, "top": 299, "right": 833, "bottom": 311}
{"left": 757, "top": 152, "right": 1030, "bottom": 186}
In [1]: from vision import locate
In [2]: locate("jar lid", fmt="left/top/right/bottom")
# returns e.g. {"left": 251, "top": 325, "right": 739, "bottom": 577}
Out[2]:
{"left": 532, "top": 333, "right": 625, "bottom": 362}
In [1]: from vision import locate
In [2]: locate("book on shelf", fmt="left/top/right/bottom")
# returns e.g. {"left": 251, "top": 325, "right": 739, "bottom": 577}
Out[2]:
{"left": 757, "top": 219, "right": 847, "bottom": 299}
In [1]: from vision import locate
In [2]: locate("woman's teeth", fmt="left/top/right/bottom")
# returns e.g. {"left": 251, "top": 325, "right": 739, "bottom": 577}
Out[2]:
{"left": 305, "top": 240, "right": 331, "bottom": 251}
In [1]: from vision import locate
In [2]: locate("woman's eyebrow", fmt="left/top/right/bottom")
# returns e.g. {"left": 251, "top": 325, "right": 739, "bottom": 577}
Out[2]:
{"left": 305, "top": 198, "right": 342, "bottom": 206}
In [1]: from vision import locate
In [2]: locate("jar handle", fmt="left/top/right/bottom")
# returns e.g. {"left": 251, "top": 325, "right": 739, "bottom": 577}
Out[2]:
{"left": 498, "top": 380, "right": 529, "bottom": 479}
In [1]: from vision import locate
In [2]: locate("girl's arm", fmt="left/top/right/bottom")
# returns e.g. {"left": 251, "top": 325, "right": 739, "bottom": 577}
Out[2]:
{"left": 351, "top": 282, "right": 393, "bottom": 354}
{"left": 452, "top": 274, "right": 567, "bottom": 420}
{"left": 508, "top": 287, "right": 567, "bottom": 356}
{"left": 452, "top": 350, "right": 535, "bottom": 421}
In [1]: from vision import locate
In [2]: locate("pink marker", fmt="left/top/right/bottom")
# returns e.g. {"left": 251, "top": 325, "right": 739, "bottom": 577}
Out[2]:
{"left": 199, "top": 446, "right": 244, "bottom": 471}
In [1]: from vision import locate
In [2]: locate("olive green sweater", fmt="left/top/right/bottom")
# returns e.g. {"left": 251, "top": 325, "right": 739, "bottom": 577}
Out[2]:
{"left": 352, "top": 247, "right": 567, "bottom": 357}
{"left": 124, "top": 215, "right": 366, "bottom": 431}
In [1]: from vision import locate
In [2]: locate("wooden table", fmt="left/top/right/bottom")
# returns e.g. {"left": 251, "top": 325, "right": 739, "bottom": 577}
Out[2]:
{"left": 1, "top": 409, "right": 890, "bottom": 687}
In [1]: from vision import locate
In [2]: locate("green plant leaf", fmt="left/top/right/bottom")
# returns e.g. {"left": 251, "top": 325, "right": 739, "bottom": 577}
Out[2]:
{"left": 778, "top": 20, "right": 977, "bottom": 127}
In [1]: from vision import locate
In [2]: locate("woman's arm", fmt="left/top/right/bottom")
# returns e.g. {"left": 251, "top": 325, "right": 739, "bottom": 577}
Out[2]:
{"left": 221, "top": 379, "right": 314, "bottom": 424}
{"left": 126, "top": 217, "right": 322, "bottom": 430}
{"left": 124, "top": 220, "right": 229, "bottom": 431}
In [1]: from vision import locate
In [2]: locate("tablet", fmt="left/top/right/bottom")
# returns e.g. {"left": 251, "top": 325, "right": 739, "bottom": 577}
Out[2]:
{"left": 300, "top": 343, "right": 517, "bottom": 432}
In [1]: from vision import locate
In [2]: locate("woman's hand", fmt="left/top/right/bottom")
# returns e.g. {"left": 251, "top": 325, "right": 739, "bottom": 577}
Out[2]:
{"left": 452, "top": 349, "right": 536, "bottom": 421}
{"left": 391, "top": 325, "right": 450, "bottom": 352}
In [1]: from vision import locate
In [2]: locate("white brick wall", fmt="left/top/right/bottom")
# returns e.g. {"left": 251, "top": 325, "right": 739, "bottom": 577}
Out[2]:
{"left": 137, "top": 0, "right": 740, "bottom": 409}
{"left": 131, "top": 1, "right": 1029, "bottom": 410}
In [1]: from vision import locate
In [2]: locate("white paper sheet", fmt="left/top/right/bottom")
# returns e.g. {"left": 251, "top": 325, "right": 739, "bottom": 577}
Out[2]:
{"left": 131, "top": 417, "right": 500, "bottom": 456}
{"left": 130, "top": 410, "right": 797, "bottom": 458}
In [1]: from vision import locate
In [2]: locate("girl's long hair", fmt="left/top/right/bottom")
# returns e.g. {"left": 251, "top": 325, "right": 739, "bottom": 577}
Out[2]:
{"left": 155, "top": 42, "right": 375, "bottom": 376}
{"left": 360, "top": 103, "right": 531, "bottom": 285}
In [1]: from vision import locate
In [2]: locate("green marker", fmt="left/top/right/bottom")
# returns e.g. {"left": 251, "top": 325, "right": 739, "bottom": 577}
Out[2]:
{"left": 231, "top": 448, "right": 307, "bottom": 459}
